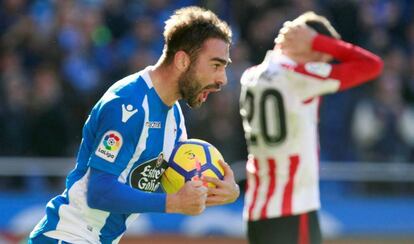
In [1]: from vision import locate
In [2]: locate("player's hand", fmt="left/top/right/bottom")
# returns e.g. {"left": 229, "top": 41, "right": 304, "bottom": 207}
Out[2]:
{"left": 165, "top": 180, "right": 207, "bottom": 215}
{"left": 275, "top": 22, "right": 317, "bottom": 55}
{"left": 203, "top": 160, "right": 240, "bottom": 207}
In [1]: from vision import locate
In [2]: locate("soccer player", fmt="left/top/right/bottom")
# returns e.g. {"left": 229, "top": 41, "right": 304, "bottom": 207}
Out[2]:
{"left": 29, "top": 6, "right": 239, "bottom": 244}
{"left": 240, "top": 12, "right": 383, "bottom": 244}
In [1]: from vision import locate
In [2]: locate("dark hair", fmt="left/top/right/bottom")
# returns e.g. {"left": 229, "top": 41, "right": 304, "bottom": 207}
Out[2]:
{"left": 162, "top": 6, "right": 232, "bottom": 64}
{"left": 294, "top": 11, "right": 341, "bottom": 39}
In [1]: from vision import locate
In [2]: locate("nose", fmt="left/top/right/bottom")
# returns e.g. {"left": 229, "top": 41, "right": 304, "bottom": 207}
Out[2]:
{"left": 217, "top": 69, "right": 228, "bottom": 87}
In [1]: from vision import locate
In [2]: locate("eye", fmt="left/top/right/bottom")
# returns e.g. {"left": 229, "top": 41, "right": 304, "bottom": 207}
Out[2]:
{"left": 213, "top": 63, "right": 221, "bottom": 70}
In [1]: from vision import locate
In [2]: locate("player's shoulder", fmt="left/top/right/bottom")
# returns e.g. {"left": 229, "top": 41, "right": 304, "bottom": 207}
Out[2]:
{"left": 109, "top": 71, "right": 152, "bottom": 100}
{"left": 98, "top": 90, "right": 138, "bottom": 114}
{"left": 92, "top": 76, "right": 147, "bottom": 127}
{"left": 240, "top": 65, "right": 259, "bottom": 85}
{"left": 99, "top": 68, "right": 154, "bottom": 109}
{"left": 93, "top": 94, "right": 144, "bottom": 127}
{"left": 241, "top": 51, "right": 290, "bottom": 85}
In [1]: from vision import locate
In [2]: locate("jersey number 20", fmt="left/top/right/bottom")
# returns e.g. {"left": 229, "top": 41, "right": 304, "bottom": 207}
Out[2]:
{"left": 241, "top": 88, "right": 287, "bottom": 145}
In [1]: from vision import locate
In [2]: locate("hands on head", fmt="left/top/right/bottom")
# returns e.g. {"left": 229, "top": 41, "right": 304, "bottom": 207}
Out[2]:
{"left": 275, "top": 21, "right": 317, "bottom": 58}
{"left": 165, "top": 159, "right": 240, "bottom": 215}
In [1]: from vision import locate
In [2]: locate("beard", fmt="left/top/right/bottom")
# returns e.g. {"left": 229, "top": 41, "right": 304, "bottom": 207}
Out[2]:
{"left": 178, "top": 65, "right": 204, "bottom": 108}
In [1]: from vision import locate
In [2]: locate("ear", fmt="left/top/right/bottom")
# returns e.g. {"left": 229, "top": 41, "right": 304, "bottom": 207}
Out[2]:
{"left": 174, "top": 51, "right": 190, "bottom": 72}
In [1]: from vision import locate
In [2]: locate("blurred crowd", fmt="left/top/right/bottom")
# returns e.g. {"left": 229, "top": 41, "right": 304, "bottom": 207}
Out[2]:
{"left": 1, "top": 0, "right": 414, "bottom": 190}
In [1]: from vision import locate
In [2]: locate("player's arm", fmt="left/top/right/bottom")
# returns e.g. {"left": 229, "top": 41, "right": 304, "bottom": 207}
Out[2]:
{"left": 278, "top": 24, "right": 383, "bottom": 90}
{"left": 87, "top": 168, "right": 207, "bottom": 215}
{"left": 310, "top": 34, "right": 383, "bottom": 90}
{"left": 203, "top": 160, "right": 240, "bottom": 206}
{"left": 86, "top": 98, "right": 207, "bottom": 215}
{"left": 87, "top": 168, "right": 165, "bottom": 213}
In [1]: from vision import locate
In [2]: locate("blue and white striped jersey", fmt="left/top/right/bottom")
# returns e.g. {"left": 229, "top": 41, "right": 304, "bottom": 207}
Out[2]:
{"left": 30, "top": 66, "right": 187, "bottom": 243}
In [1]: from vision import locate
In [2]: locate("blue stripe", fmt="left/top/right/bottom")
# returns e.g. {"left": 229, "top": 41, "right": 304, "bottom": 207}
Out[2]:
{"left": 99, "top": 82, "right": 169, "bottom": 240}
{"left": 117, "top": 76, "right": 148, "bottom": 171}
{"left": 29, "top": 233, "right": 72, "bottom": 243}
{"left": 98, "top": 75, "right": 151, "bottom": 241}
{"left": 115, "top": 75, "right": 149, "bottom": 183}
{"left": 138, "top": 87, "right": 169, "bottom": 160}
{"left": 173, "top": 105, "right": 182, "bottom": 145}
{"left": 99, "top": 213, "right": 129, "bottom": 244}
{"left": 31, "top": 191, "right": 70, "bottom": 237}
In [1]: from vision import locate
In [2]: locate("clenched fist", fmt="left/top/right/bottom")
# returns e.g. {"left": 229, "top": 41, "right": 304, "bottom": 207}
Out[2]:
{"left": 165, "top": 180, "right": 208, "bottom": 215}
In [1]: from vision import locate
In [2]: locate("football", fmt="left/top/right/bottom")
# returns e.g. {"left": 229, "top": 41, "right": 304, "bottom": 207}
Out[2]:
{"left": 161, "top": 139, "right": 225, "bottom": 194}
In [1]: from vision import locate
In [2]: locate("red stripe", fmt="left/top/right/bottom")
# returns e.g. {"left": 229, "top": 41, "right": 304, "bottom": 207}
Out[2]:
{"left": 281, "top": 155, "right": 300, "bottom": 216}
{"left": 260, "top": 158, "right": 276, "bottom": 219}
{"left": 248, "top": 158, "right": 260, "bottom": 220}
{"left": 298, "top": 213, "right": 310, "bottom": 244}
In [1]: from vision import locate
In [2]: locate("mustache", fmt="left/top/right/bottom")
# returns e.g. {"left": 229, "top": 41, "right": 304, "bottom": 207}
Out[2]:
{"left": 202, "top": 83, "right": 221, "bottom": 91}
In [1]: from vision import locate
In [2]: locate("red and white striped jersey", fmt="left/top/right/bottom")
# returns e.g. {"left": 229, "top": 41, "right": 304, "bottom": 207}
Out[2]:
{"left": 240, "top": 35, "right": 383, "bottom": 221}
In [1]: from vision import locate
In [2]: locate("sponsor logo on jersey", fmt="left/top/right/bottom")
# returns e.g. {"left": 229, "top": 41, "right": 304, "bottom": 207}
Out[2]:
{"left": 122, "top": 104, "right": 138, "bottom": 123}
{"left": 95, "top": 131, "right": 123, "bottom": 163}
{"left": 304, "top": 62, "right": 332, "bottom": 77}
{"left": 129, "top": 153, "right": 168, "bottom": 192}
{"left": 156, "top": 153, "right": 164, "bottom": 167}
{"left": 145, "top": 121, "right": 161, "bottom": 129}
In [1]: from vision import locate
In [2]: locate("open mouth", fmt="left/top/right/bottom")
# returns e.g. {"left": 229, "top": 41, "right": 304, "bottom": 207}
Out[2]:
{"left": 197, "top": 84, "right": 221, "bottom": 103}
{"left": 199, "top": 90, "right": 210, "bottom": 102}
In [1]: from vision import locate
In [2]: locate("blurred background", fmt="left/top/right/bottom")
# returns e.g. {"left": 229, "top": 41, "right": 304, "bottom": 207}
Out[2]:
{"left": 1, "top": 0, "right": 414, "bottom": 243}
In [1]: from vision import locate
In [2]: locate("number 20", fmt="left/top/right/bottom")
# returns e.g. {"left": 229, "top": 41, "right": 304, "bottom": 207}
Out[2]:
{"left": 242, "top": 89, "right": 287, "bottom": 145}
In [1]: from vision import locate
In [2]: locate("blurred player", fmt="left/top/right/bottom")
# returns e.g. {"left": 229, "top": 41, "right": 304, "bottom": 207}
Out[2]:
{"left": 240, "top": 12, "right": 383, "bottom": 244}
{"left": 29, "top": 6, "right": 239, "bottom": 244}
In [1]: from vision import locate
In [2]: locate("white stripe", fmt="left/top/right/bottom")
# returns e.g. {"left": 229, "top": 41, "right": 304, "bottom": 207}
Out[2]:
{"left": 243, "top": 157, "right": 257, "bottom": 221}
{"left": 242, "top": 171, "right": 255, "bottom": 220}
{"left": 141, "top": 66, "right": 154, "bottom": 89}
{"left": 250, "top": 155, "right": 269, "bottom": 220}
{"left": 163, "top": 109, "right": 176, "bottom": 161}
{"left": 175, "top": 102, "right": 187, "bottom": 141}
{"left": 51, "top": 169, "right": 108, "bottom": 243}
{"left": 119, "top": 96, "right": 150, "bottom": 183}
{"left": 279, "top": 156, "right": 292, "bottom": 216}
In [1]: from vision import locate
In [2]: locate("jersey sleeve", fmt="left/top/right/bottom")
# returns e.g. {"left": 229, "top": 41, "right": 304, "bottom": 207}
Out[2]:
{"left": 293, "top": 34, "right": 383, "bottom": 91}
{"left": 88, "top": 97, "right": 144, "bottom": 176}
{"left": 87, "top": 167, "right": 166, "bottom": 213}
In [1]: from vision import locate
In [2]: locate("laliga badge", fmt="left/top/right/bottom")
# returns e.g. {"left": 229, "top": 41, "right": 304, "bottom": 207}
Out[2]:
{"left": 95, "top": 130, "right": 123, "bottom": 163}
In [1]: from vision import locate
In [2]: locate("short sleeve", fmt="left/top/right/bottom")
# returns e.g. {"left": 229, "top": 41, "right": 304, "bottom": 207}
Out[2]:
{"left": 88, "top": 98, "right": 144, "bottom": 176}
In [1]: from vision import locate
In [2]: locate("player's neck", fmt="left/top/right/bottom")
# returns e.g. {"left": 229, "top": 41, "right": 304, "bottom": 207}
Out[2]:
{"left": 149, "top": 62, "right": 181, "bottom": 107}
